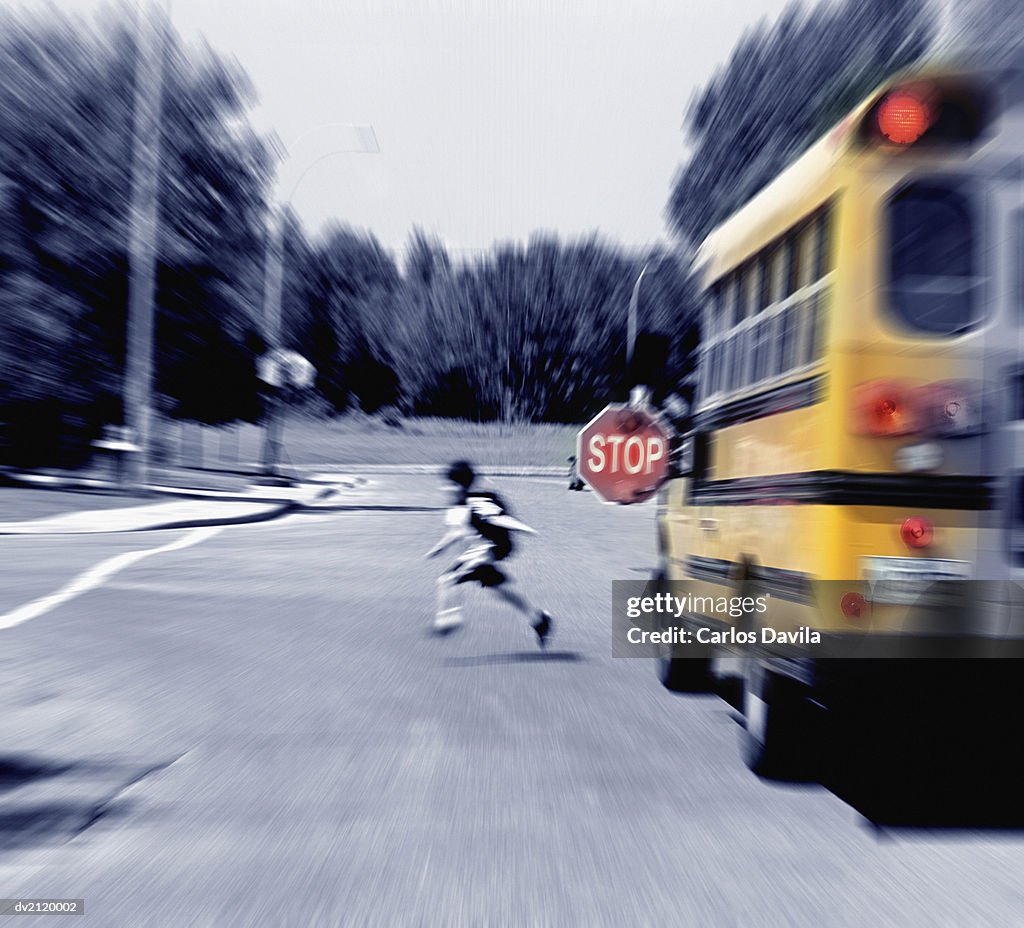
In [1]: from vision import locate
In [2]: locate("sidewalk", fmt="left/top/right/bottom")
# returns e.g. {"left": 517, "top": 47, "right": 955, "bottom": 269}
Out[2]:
{"left": 0, "top": 464, "right": 567, "bottom": 534}
{"left": 0, "top": 467, "right": 320, "bottom": 534}
{"left": 0, "top": 470, "right": 444, "bottom": 535}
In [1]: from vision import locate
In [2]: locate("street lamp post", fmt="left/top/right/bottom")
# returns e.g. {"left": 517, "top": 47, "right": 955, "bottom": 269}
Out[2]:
{"left": 627, "top": 253, "right": 673, "bottom": 405}
{"left": 627, "top": 261, "right": 654, "bottom": 369}
{"left": 259, "top": 125, "right": 379, "bottom": 478}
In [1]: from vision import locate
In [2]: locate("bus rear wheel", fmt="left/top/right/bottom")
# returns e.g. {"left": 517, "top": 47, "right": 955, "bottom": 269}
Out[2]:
{"left": 740, "top": 659, "right": 815, "bottom": 781}
{"left": 658, "top": 641, "right": 712, "bottom": 692}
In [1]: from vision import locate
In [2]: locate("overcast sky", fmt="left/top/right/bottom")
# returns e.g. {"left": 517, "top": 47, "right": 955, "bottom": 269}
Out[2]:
{"left": 12, "top": 0, "right": 801, "bottom": 255}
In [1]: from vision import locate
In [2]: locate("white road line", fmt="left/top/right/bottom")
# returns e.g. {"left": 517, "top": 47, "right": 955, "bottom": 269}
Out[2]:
{"left": 0, "top": 525, "right": 223, "bottom": 630}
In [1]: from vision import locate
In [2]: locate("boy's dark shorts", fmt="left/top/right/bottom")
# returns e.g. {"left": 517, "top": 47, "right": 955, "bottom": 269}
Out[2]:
{"left": 453, "top": 563, "right": 507, "bottom": 587}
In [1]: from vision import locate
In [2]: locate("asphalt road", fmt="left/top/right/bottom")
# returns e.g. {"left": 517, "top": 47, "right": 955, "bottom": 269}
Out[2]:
{"left": 2, "top": 478, "right": 1024, "bottom": 927}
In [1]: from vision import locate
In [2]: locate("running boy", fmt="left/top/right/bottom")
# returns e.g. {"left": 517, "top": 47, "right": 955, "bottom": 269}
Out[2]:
{"left": 425, "top": 460, "right": 553, "bottom": 646}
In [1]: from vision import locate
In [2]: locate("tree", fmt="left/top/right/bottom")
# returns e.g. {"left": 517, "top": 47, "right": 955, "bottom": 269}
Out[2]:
{"left": 667, "top": 0, "right": 934, "bottom": 245}
{"left": 0, "top": 7, "right": 273, "bottom": 464}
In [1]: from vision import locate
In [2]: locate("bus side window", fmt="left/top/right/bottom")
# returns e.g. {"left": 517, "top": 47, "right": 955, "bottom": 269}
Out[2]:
{"left": 771, "top": 240, "right": 789, "bottom": 303}
{"left": 700, "top": 346, "right": 715, "bottom": 402}
{"left": 784, "top": 232, "right": 799, "bottom": 296}
{"left": 757, "top": 253, "right": 771, "bottom": 312}
{"left": 779, "top": 304, "right": 798, "bottom": 372}
{"left": 725, "top": 274, "right": 741, "bottom": 328}
{"left": 717, "top": 339, "right": 730, "bottom": 394}
{"left": 706, "top": 282, "right": 722, "bottom": 339}
{"left": 733, "top": 329, "right": 750, "bottom": 389}
{"left": 803, "top": 292, "right": 821, "bottom": 366}
{"left": 795, "top": 222, "right": 817, "bottom": 290}
{"left": 815, "top": 205, "right": 834, "bottom": 277}
{"left": 766, "top": 314, "right": 783, "bottom": 377}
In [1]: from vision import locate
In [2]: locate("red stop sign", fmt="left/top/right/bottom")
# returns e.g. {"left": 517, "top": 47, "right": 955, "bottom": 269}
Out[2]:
{"left": 577, "top": 404, "right": 671, "bottom": 504}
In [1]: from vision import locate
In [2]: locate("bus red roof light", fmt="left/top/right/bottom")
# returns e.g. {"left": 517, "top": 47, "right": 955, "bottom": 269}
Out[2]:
{"left": 877, "top": 90, "right": 933, "bottom": 145}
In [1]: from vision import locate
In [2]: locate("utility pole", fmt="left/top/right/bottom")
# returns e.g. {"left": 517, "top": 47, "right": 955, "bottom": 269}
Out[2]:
{"left": 123, "top": 3, "right": 166, "bottom": 489}
{"left": 260, "top": 204, "right": 287, "bottom": 476}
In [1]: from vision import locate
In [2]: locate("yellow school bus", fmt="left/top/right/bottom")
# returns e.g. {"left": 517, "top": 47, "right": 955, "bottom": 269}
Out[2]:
{"left": 654, "top": 64, "right": 1024, "bottom": 777}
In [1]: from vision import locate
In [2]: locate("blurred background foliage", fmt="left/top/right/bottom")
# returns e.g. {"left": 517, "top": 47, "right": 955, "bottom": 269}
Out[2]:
{"left": 667, "top": 0, "right": 935, "bottom": 245}
{"left": 0, "top": 7, "right": 272, "bottom": 465}
{"left": 1, "top": 0, "right": 1014, "bottom": 467}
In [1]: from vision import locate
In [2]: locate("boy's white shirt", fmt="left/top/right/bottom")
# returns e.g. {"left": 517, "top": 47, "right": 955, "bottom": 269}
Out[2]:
{"left": 424, "top": 504, "right": 473, "bottom": 559}
{"left": 424, "top": 499, "right": 536, "bottom": 560}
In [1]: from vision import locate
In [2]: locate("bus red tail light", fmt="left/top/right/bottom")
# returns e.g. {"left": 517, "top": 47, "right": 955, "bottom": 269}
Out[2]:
{"left": 900, "top": 516, "right": 934, "bottom": 549}
{"left": 841, "top": 592, "right": 868, "bottom": 619}
{"left": 916, "top": 380, "right": 982, "bottom": 437}
{"left": 852, "top": 379, "right": 919, "bottom": 436}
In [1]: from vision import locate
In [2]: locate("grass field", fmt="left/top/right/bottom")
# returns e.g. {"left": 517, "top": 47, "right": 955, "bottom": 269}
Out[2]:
{"left": 161, "top": 415, "right": 581, "bottom": 470}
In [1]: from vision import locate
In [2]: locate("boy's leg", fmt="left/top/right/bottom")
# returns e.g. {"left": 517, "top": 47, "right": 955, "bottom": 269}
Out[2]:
{"left": 433, "top": 570, "right": 465, "bottom": 635}
{"left": 492, "top": 583, "right": 533, "bottom": 615}
{"left": 490, "top": 579, "right": 553, "bottom": 647}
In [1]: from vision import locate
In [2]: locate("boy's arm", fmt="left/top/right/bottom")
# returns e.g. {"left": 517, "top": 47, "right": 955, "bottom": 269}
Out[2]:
{"left": 424, "top": 506, "right": 471, "bottom": 559}
{"left": 424, "top": 529, "right": 462, "bottom": 559}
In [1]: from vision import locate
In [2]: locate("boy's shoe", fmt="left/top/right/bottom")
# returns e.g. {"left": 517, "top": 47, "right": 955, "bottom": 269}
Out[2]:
{"left": 431, "top": 609, "right": 463, "bottom": 637}
{"left": 533, "top": 611, "right": 553, "bottom": 648}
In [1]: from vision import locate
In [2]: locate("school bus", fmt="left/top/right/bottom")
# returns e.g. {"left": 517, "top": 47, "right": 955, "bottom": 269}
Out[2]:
{"left": 654, "top": 64, "right": 1024, "bottom": 777}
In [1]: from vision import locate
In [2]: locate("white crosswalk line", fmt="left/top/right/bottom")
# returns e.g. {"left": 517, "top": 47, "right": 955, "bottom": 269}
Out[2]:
{"left": 0, "top": 526, "right": 223, "bottom": 630}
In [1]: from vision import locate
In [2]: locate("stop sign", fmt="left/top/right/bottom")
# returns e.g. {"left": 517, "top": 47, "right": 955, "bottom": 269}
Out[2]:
{"left": 577, "top": 404, "right": 671, "bottom": 504}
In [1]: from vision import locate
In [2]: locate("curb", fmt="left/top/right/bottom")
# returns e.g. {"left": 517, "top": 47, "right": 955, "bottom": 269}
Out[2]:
{"left": 241, "top": 464, "right": 569, "bottom": 477}
{"left": 0, "top": 500, "right": 298, "bottom": 536}
{"left": 114, "top": 500, "right": 300, "bottom": 534}
{"left": 0, "top": 468, "right": 562, "bottom": 533}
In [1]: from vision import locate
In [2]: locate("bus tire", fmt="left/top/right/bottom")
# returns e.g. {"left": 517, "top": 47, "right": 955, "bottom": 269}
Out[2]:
{"left": 649, "top": 569, "right": 712, "bottom": 693}
{"left": 740, "top": 659, "right": 813, "bottom": 780}
{"left": 658, "top": 642, "right": 712, "bottom": 693}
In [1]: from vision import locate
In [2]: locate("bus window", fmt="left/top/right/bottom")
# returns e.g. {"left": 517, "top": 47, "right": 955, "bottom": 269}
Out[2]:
{"left": 698, "top": 347, "right": 712, "bottom": 402}
{"left": 785, "top": 233, "right": 800, "bottom": 296}
{"left": 768, "top": 244, "right": 787, "bottom": 304}
{"left": 815, "top": 206, "right": 834, "bottom": 278}
{"left": 724, "top": 274, "right": 740, "bottom": 328}
{"left": 740, "top": 263, "right": 758, "bottom": 321}
{"left": 765, "top": 314, "right": 783, "bottom": 377}
{"left": 757, "top": 253, "right": 771, "bottom": 312}
{"left": 749, "top": 324, "right": 762, "bottom": 384}
{"left": 731, "top": 330, "right": 750, "bottom": 390}
{"left": 752, "top": 318, "right": 770, "bottom": 382}
{"left": 887, "top": 181, "right": 979, "bottom": 335}
{"left": 704, "top": 285, "right": 720, "bottom": 340}
{"left": 707, "top": 343, "right": 719, "bottom": 397}
{"left": 795, "top": 223, "right": 817, "bottom": 290}
{"left": 803, "top": 292, "right": 825, "bottom": 365}
{"left": 779, "top": 304, "right": 799, "bottom": 371}
{"left": 715, "top": 339, "right": 729, "bottom": 395}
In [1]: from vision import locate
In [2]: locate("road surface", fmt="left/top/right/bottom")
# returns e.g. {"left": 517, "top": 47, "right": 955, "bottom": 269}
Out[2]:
{"left": 2, "top": 479, "right": 1023, "bottom": 926}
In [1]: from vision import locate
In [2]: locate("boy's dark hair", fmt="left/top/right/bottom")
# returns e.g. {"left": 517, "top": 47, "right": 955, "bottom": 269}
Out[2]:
{"left": 447, "top": 460, "right": 475, "bottom": 489}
